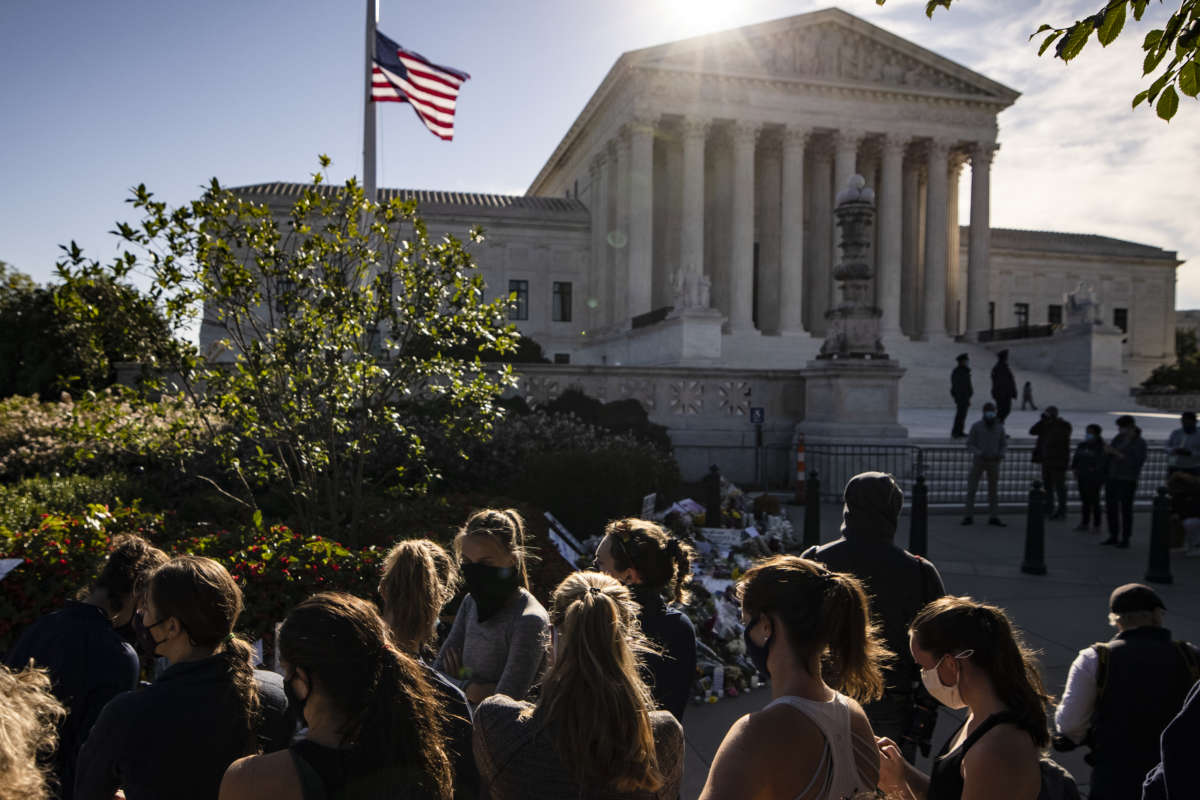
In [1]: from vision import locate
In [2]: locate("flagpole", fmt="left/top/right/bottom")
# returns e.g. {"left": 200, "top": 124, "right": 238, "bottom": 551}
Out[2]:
{"left": 363, "top": 0, "right": 378, "bottom": 205}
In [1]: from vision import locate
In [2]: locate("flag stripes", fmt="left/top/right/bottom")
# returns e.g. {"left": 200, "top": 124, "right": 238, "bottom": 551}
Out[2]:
{"left": 371, "top": 30, "right": 469, "bottom": 141}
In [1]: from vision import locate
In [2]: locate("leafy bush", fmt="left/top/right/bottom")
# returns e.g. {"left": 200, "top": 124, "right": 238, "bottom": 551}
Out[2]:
{"left": 0, "top": 507, "right": 384, "bottom": 655}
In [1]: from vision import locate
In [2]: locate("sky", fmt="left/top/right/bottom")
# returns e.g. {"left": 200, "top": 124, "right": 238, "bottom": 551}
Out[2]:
{"left": 2, "top": 0, "right": 1198, "bottom": 304}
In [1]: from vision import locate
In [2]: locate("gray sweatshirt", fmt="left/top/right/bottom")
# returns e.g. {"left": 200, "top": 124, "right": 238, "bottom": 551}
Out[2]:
{"left": 434, "top": 588, "right": 549, "bottom": 703}
{"left": 966, "top": 419, "right": 1007, "bottom": 461}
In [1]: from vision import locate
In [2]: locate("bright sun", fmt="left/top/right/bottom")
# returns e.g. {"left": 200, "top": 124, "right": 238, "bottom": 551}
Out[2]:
{"left": 659, "top": 0, "right": 749, "bottom": 36}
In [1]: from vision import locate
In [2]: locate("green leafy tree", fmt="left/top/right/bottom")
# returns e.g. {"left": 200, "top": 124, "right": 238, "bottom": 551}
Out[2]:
{"left": 57, "top": 158, "right": 519, "bottom": 540}
{"left": 0, "top": 262, "right": 177, "bottom": 399}
{"left": 877, "top": 1, "right": 1200, "bottom": 121}
{"left": 1142, "top": 327, "right": 1200, "bottom": 390}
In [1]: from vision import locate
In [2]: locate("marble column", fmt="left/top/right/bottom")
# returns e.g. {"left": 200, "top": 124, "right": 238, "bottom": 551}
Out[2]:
{"left": 779, "top": 125, "right": 809, "bottom": 334}
{"left": 627, "top": 118, "right": 655, "bottom": 320}
{"left": 679, "top": 118, "right": 708, "bottom": 286}
{"left": 947, "top": 153, "right": 964, "bottom": 334}
{"left": 729, "top": 120, "right": 759, "bottom": 333}
{"left": 612, "top": 134, "right": 631, "bottom": 324}
{"left": 921, "top": 138, "right": 951, "bottom": 340}
{"left": 966, "top": 142, "right": 995, "bottom": 336}
{"left": 878, "top": 134, "right": 905, "bottom": 337}
{"left": 808, "top": 138, "right": 834, "bottom": 336}
{"left": 900, "top": 153, "right": 920, "bottom": 337}
{"left": 757, "top": 136, "right": 782, "bottom": 333}
{"left": 587, "top": 152, "right": 609, "bottom": 329}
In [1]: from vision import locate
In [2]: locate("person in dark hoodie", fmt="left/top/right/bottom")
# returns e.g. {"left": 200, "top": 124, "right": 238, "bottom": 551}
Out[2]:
{"left": 991, "top": 349, "right": 1018, "bottom": 422}
{"left": 1030, "top": 406, "right": 1072, "bottom": 520}
{"left": 594, "top": 518, "right": 698, "bottom": 722}
{"left": 4, "top": 534, "right": 168, "bottom": 800}
{"left": 950, "top": 353, "right": 972, "bottom": 439}
{"left": 1102, "top": 415, "right": 1148, "bottom": 548}
{"left": 802, "top": 472, "right": 945, "bottom": 760}
{"left": 1071, "top": 424, "right": 1108, "bottom": 533}
{"left": 963, "top": 402, "right": 1007, "bottom": 527}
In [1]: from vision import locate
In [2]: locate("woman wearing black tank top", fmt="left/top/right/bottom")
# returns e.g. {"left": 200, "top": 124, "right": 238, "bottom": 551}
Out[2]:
{"left": 876, "top": 596, "right": 1051, "bottom": 800}
{"left": 219, "top": 593, "right": 455, "bottom": 800}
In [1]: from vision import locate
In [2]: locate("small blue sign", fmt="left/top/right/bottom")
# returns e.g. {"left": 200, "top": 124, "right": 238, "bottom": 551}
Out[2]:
{"left": 749, "top": 407, "right": 765, "bottom": 424}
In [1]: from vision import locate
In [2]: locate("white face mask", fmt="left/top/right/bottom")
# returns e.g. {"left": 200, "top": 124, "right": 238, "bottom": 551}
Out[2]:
{"left": 920, "top": 649, "right": 973, "bottom": 709}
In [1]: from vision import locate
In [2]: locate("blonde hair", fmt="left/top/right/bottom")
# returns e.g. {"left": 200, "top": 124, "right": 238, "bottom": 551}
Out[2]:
{"left": 532, "top": 572, "right": 663, "bottom": 792}
{"left": 454, "top": 508, "right": 532, "bottom": 589}
{"left": 378, "top": 538, "right": 458, "bottom": 653}
{"left": 0, "top": 664, "right": 67, "bottom": 800}
{"left": 738, "top": 555, "right": 893, "bottom": 703}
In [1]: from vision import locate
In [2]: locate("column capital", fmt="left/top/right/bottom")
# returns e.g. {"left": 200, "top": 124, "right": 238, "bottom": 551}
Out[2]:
{"left": 831, "top": 128, "right": 865, "bottom": 152}
{"left": 679, "top": 117, "right": 711, "bottom": 142}
{"left": 625, "top": 114, "right": 659, "bottom": 138}
{"left": 924, "top": 136, "right": 955, "bottom": 158}
{"left": 970, "top": 141, "right": 999, "bottom": 165}
{"left": 781, "top": 125, "right": 812, "bottom": 149}
{"left": 729, "top": 119, "right": 762, "bottom": 146}
{"left": 880, "top": 133, "right": 910, "bottom": 159}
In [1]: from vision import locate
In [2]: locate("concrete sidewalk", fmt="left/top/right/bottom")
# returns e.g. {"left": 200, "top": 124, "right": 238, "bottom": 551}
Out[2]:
{"left": 679, "top": 504, "right": 1200, "bottom": 799}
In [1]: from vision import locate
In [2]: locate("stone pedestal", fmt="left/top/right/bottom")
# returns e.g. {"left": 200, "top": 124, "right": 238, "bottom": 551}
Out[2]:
{"left": 796, "top": 359, "right": 908, "bottom": 439}
{"left": 617, "top": 307, "right": 725, "bottom": 365}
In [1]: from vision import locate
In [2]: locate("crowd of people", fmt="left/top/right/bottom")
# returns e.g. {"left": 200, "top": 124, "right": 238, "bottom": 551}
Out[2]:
{"left": 1, "top": 480, "right": 1197, "bottom": 800}
{"left": 953, "top": 351, "right": 1200, "bottom": 555}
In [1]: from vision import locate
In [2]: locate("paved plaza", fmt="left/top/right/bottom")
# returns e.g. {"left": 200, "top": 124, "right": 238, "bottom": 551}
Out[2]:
{"left": 900, "top": 406, "right": 1185, "bottom": 443}
{"left": 679, "top": 503, "right": 1200, "bottom": 799}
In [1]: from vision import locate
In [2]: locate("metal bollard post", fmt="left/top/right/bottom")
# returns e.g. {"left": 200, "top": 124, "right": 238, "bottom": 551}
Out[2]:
{"left": 1146, "top": 486, "right": 1174, "bottom": 584}
{"left": 909, "top": 474, "right": 929, "bottom": 557}
{"left": 1021, "top": 479, "right": 1048, "bottom": 575}
{"left": 803, "top": 470, "right": 821, "bottom": 549}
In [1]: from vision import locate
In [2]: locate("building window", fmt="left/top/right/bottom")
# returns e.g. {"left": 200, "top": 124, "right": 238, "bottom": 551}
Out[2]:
{"left": 988, "top": 301, "right": 995, "bottom": 332}
{"left": 552, "top": 281, "right": 572, "bottom": 322}
{"left": 1114, "top": 307, "right": 1128, "bottom": 333}
{"left": 508, "top": 280, "right": 528, "bottom": 321}
{"left": 1014, "top": 302, "right": 1029, "bottom": 328}
{"left": 553, "top": 353, "right": 570, "bottom": 364}
{"left": 1048, "top": 304, "right": 1063, "bottom": 326}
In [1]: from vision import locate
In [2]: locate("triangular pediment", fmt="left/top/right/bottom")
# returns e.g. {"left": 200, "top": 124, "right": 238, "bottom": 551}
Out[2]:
{"left": 629, "top": 8, "right": 1017, "bottom": 102}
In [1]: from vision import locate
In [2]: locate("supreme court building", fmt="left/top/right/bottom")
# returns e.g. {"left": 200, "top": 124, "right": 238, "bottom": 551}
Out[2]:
{"left": 220, "top": 8, "right": 1182, "bottom": 410}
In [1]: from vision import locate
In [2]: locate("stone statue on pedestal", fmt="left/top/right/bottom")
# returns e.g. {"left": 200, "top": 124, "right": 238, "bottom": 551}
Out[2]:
{"left": 1065, "top": 282, "right": 1100, "bottom": 328}
{"left": 819, "top": 175, "right": 888, "bottom": 359}
{"left": 671, "top": 265, "right": 712, "bottom": 311}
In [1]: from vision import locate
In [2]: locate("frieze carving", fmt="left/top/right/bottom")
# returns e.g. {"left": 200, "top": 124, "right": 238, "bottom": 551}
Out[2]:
{"left": 717, "top": 381, "right": 752, "bottom": 416}
{"left": 669, "top": 380, "right": 704, "bottom": 415}
{"left": 618, "top": 378, "right": 656, "bottom": 410}
{"left": 659, "top": 23, "right": 992, "bottom": 97}
{"left": 522, "top": 375, "right": 561, "bottom": 407}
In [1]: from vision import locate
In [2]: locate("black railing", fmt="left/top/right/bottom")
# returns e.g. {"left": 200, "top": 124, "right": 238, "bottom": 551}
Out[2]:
{"left": 805, "top": 444, "right": 1170, "bottom": 506}
{"left": 977, "top": 324, "right": 1057, "bottom": 343}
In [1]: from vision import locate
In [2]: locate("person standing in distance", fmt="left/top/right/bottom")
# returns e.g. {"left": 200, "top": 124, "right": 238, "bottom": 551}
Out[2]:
{"left": 1053, "top": 584, "right": 1199, "bottom": 800}
{"left": 1030, "top": 406, "right": 1072, "bottom": 520}
{"left": 802, "top": 472, "right": 946, "bottom": 761}
{"left": 1101, "top": 415, "right": 1147, "bottom": 548}
{"left": 1166, "top": 410, "right": 1200, "bottom": 477}
{"left": 990, "top": 350, "right": 1018, "bottom": 423}
{"left": 1071, "top": 424, "right": 1108, "bottom": 533}
{"left": 962, "top": 402, "right": 1007, "bottom": 527}
{"left": 950, "top": 353, "right": 972, "bottom": 439}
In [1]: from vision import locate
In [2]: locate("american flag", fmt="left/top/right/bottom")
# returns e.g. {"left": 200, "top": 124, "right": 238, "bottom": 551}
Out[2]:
{"left": 371, "top": 30, "right": 470, "bottom": 141}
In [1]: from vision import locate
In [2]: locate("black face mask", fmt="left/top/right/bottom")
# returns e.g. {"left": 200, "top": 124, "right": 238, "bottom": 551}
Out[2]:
{"left": 462, "top": 563, "right": 520, "bottom": 623}
{"left": 129, "top": 610, "right": 161, "bottom": 661}
{"left": 743, "top": 614, "right": 772, "bottom": 678}
{"left": 283, "top": 672, "right": 308, "bottom": 727}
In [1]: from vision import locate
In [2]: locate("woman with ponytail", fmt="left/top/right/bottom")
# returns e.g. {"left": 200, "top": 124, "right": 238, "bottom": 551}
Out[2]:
{"left": 220, "top": 592, "right": 454, "bottom": 800}
{"left": 595, "top": 518, "right": 698, "bottom": 720}
{"left": 75, "top": 556, "right": 289, "bottom": 800}
{"left": 876, "top": 596, "right": 1051, "bottom": 800}
{"left": 473, "top": 571, "right": 683, "bottom": 799}
{"left": 378, "top": 539, "right": 478, "bottom": 798}
{"left": 434, "top": 509, "right": 549, "bottom": 706}
{"left": 700, "top": 555, "right": 891, "bottom": 800}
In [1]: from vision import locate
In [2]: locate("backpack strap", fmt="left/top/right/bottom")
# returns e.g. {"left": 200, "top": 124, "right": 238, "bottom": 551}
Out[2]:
{"left": 288, "top": 747, "right": 329, "bottom": 800}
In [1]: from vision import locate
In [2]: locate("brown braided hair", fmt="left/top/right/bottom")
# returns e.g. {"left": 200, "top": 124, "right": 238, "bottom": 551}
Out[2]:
{"left": 603, "top": 518, "right": 695, "bottom": 604}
